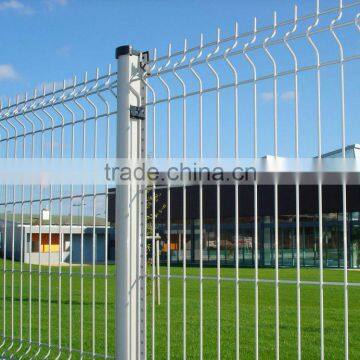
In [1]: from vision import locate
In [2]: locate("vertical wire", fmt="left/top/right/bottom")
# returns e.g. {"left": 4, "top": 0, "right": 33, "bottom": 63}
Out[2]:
{"left": 18, "top": 169, "right": 24, "bottom": 355}
{"left": 24, "top": 94, "right": 36, "bottom": 359}
{"left": 206, "top": 28, "right": 221, "bottom": 360}
{"left": 104, "top": 72, "right": 110, "bottom": 355}
{"left": 157, "top": 44, "right": 172, "bottom": 360}
{"left": 182, "top": 80, "right": 187, "bottom": 360}
{"left": 151, "top": 183, "right": 156, "bottom": 359}
{"left": 7, "top": 97, "right": 18, "bottom": 356}
{"left": 57, "top": 172, "right": 63, "bottom": 360}
{"left": 13, "top": 94, "right": 26, "bottom": 357}
{"left": 330, "top": 2, "right": 348, "bottom": 358}
{"left": 22, "top": 93, "right": 35, "bottom": 358}
{"left": 80, "top": 187, "right": 85, "bottom": 357}
{"left": 1, "top": 99, "right": 19, "bottom": 358}
{"left": 216, "top": 49, "right": 221, "bottom": 360}
{"left": 80, "top": 72, "right": 88, "bottom": 356}
{"left": 37, "top": 86, "right": 46, "bottom": 358}
{"left": 0, "top": 105, "right": 4, "bottom": 353}
{"left": 306, "top": 4, "right": 323, "bottom": 356}
{"left": 316, "top": 24, "right": 324, "bottom": 360}
{"left": 0, "top": 100, "right": 9, "bottom": 355}
{"left": 284, "top": 7, "right": 301, "bottom": 358}
{"left": 63, "top": 74, "right": 76, "bottom": 360}
{"left": 97, "top": 65, "right": 112, "bottom": 358}
{"left": 235, "top": 177, "right": 239, "bottom": 359}
{"left": 54, "top": 80, "right": 67, "bottom": 359}
{"left": 166, "top": 77, "right": 171, "bottom": 360}
{"left": 0, "top": 103, "right": 9, "bottom": 357}
{"left": 189, "top": 35, "right": 204, "bottom": 360}
{"left": 88, "top": 68, "right": 99, "bottom": 357}
{"left": 152, "top": 90, "right": 156, "bottom": 360}
{"left": 40, "top": 82, "right": 57, "bottom": 359}
{"left": 216, "top": 182, "right": 221, "bottom": 360}
{"left": 263, "top": 12, "right": 279, "bottom": 360}
{"left": 19, "top": 105, "right": 25, "bottom": 356}
{"left": 182, "top": 181, "right": 187, "bottom": 360}
{"left": 142, "top": 57, "right": 157, "bottom": 360}
{"left": 199, "top": 69, "right": 204, "bottom": 360}
{"left": 173, "top": 39, "right": 188, "bottom": 360}
{"left": 69, "top": 183, "right": 73, "bottom": 359}
{"left": 26, "top": 88, "right": 45, "bottom": 358}
{"left": 166, "top": 60, "right": 171, "bottom": 357}
{"left": 244, "top": 18, "right": 258, "bottom": 360}
{"left": 149, "top": 60, "right": 157, "bottom": 359}
{"left": 136, "top": 66, "right": 143, "bottom": 359}
{"left": 143, "top": 62, "right": 149, "bottom": 360}
{"left": 10, "top": 161, "right": 15, "bottom": 356}
{"left": 45, "top": 83, "right": 58, "bottom": 359}
{"left": 136, "top": 59, "right": 147, "bottom": 358}
{"left": 72, "top": 74, "right": 87, "bottom": 358}
{"left": 224, "top": 23, "right": 239, "bottom": 359}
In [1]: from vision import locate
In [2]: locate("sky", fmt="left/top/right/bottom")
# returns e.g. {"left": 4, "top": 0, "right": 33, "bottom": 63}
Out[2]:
{"left": 0, "top": 0, "right": 359, "bottom": 159}
{"left": 0, "top": 0, "right": 351, "bottom": 98}
{"left": 0, "top": 0, "right": 359, "bottom": 216}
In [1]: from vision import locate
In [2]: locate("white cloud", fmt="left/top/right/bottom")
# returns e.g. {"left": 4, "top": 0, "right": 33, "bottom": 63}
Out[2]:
{"left": 56, "top": 45, "right": 71, "bottom": 57}
{"left": 0, "top": 0, "right": 33, "bottom": 14}
{"left": 261, "top": 91, "right": 274, "bottom": 102}
{"left": 0, "top": 64, "right": 19, "bottom": 81}
{"left": 261, "top": 90, "right": 295, "bottom": 102}
{"left": 43, "top": 0, "right": 68, "bottom": 11}
{"left": 281, "top": 90, "right": 295, "bottom": 101}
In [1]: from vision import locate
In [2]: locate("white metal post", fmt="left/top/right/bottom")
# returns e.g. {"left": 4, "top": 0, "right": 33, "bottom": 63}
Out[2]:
{"left": 115, "top": 45, "right": 145, "bottom": 360}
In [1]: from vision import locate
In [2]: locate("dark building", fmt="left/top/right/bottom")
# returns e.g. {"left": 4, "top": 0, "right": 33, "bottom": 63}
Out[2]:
{"left": 108, "top": 144, "right": 360, "bottom": 269}
{"left": 152, "top": 185, "right": 360, "bottom": 268}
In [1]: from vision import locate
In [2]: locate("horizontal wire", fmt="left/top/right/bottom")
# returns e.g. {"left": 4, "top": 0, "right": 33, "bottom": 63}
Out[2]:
{"left": 148, "top": 1, "right": 360, "bottom": 64}
{"left": 0, "top": 73, "right": 117, "bottom": 114}
{"left": 146, "top": 54, "right": 360, "bottom": 106}
{"left": 0, "top": 336, "right": 115, "bottom": 359}
{"left": 0, "top": 110, "right": 116, "bottom": 143}
{"left": 145, "top": 273, "right": 360, "bottom": 286}
{"left": 0, "top": 269, "right": 114, "bottom": 277}
{"left": 0, "top": 192, "right": 110, "bottom": 206}
{"left": 0, "top": 81, "right": 116, "bottom": 124}
{"left": 147, "top": 18, "right": 357, "bottom": 76}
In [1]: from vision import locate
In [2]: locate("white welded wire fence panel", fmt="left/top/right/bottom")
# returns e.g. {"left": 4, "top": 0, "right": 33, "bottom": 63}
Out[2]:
{"left": 138, "top": 1, "right": 360, "bottom": 359}
{"left": 0, "top": 1, "right": 360, "bottom": 360}
{"left": 0, "top": 68, "right": 117, "bottom": 359}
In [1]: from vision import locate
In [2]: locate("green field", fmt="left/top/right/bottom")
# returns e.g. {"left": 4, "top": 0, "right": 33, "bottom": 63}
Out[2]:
{"left": 0, "top": 260, "right": 359, "bottom": 359}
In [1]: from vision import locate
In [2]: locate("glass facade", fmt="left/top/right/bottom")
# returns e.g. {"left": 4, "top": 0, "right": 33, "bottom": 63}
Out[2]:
{"left": 156, "top": 212, "right": 360, "bottom": 268}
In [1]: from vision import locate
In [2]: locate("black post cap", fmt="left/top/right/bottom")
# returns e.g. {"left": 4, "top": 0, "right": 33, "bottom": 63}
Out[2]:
{"left": 115, "top": 45, "right": 140, "bottom": 59}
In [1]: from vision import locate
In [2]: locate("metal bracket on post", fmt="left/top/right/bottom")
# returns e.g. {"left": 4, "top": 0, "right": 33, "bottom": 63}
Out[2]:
{"left": 115, "top": 44, "right": 147, "bottom": 360}
{"left": 130, "top": 105, "right": 145, "bottom": 120}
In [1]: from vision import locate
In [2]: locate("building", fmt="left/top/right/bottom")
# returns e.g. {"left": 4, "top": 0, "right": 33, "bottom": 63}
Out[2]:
{"left": 152, "top": 185, "right": 360, "bottom": 268}
{"left": 145, "top": 144, "right": 360, "bottom": 269}
{"left": 1, "top": 144, "right": 359, "bottom": 268}
{"left": 0, "top": 215, "right": 115, "bottom": 265}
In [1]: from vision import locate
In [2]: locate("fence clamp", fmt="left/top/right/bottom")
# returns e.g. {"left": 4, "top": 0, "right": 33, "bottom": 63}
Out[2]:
{"left": 130, "top": 105, "right": 145, "bottom": 120}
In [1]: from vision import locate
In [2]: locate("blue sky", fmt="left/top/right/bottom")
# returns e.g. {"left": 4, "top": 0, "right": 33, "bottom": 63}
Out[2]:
{"left": 0, "top": 0, "right": 345, "bottom": 98}
{"left": 0, "top": 0, "right": 359, "bottom": 159}
{"left": 0, "top": 0, "right": 359, "bottom": 215}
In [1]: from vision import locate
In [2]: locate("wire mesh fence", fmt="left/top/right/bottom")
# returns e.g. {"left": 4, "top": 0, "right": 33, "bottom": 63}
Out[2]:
{"left": 0, "top": 68, "right": 117, "bottom": 359}
{"left": 0, "top": 0, "right": 360, "bottom": 359}
{"left": 141, "top": 1, "right": 360, "bottom": 359}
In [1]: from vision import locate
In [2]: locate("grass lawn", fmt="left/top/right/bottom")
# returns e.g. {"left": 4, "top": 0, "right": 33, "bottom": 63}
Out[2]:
{"left": 0, "top": 260, "right": 359, "bottom": 359}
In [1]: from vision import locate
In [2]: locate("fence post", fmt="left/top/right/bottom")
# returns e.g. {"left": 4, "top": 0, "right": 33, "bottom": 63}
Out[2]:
{"left": 115, "top": 45, "right": 146, "bottom": 360}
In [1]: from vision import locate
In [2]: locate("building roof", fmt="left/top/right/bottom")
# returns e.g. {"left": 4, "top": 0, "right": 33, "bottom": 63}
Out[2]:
{"left": 321, "top": 144, "right": 360, "bottom": 158}
{"left": 0, "top": 214, "right": 107, "bottom": 227}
